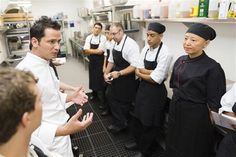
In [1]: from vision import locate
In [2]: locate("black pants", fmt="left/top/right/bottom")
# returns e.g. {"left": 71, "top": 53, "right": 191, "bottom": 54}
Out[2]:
{"left": 109, "top": 97, "right": 131, "bottom": 128}
{"left": 216, "top": 132, "right": 236, "bottom": 157}
{"left": 131, "top": 117, "right": 161, "bottom": 156}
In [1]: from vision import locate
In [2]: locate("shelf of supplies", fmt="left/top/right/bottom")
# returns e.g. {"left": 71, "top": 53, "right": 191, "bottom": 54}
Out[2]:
{"left": 124, "top": 28, "right": 139, "bottom": 33}
{"left": 6, "top": 33, "right": 29, "bottom": 37}
{"left": 92, "top": 7, "right": 112, "bottom": 13}
{"left": 116, "top": 8, "right": 133, "bottom": 13}
{"left": 0, "top": 27, "right": 7, "bottom": 33}
{"left": 132, "top": 18, "right": 236, "bottom": 24}
{"left": 11, "top": 49, "right": 29, "bottom": 54}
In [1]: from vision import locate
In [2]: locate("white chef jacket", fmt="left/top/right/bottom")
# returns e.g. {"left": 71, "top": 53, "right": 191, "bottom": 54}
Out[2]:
{"left": 219, "top": 83, "right": 236, "bottom": 114}
{"left": 104, "top": 39, "right": 115, "bottom": 57}
{"left": 16, "top": 53, "right": 73, "bottom": 157}
{"left": 83, "top": 34, "right": 106, "bottom": 51}
{"left": 108, "top": 34, "right": 140, "bottom": 67}
{"left": 137, "top": 44, "right": 173, "bottom": 84}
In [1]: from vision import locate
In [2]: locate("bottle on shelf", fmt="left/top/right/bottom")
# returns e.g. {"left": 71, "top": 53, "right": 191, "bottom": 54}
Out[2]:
{"left": 168, "top": 0, "right": 178, "bottom": 18}
{"left": 160, "top": 0, "right": 169, "bottom": 18}
{"left": 198, "top": 0, "right": 210, "bottom": 17}
{"left": 218, "top": 0, "right": 230, "bottom": 19}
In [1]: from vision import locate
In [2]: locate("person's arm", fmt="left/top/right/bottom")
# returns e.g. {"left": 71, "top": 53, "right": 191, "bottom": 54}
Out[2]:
{"left": 139, "top": 68, "right": 153, "bottom": 75}
{"left": 136, "top": 68, "right": 155, "bottom": 83}
{"left": 55, "top": 109, "right": 93, "bottom": 136}
{"left": 110, "top": 65, "right": 136, "bottom": 80}
{"left": 103, "top": 56, "right": 107, "bottom": 73}
{"left": 84, "top": 48, "right": 103, "bottom": 55}
{"left": 207, "top": 64, "right": 226, "bottom": 112}
{"left": 60, "top": 82, "right": 77, "bottom": 91}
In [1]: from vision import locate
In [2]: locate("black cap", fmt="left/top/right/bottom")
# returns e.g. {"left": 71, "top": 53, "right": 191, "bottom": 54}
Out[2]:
{"left": 148, "top": 22, "right": 166, "bottom": 34}
{"left": 105, "top": 24, "right": 111, "bottom": 31}
{"left": 186, "top": 23, "right": 216, "bottom": 41}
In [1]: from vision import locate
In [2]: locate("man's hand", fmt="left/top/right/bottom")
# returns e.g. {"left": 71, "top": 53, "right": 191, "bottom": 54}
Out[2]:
{"left": 110, "top": 71, "right": 121, "bottom": 79}
{"left": 104, "top": 73, "right": 112, "bottom": 84}
{"left": 71, "top": 87, "right": 88, "bottom": 106}
{"left": 57, "top": 109, "right": 93, "bottom": 136}
{"left": 96, "top": 49, "right": 103, "bottom": 55}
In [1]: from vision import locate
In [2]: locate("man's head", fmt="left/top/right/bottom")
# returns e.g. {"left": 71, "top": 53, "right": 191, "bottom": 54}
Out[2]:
{"left": 0, "top": 68, "right": 42, "bottom": 145}
{"left": 30, "top": 16, "right": 61, "bottom": 60}
{"left": 93, "top": 22, "right": 103, "bottom": 36}
{"left": 110, "top": 23, "right": 124, "bottom": 43}
{"left": 147, "top": 22, "right": 165, "bottom": 48}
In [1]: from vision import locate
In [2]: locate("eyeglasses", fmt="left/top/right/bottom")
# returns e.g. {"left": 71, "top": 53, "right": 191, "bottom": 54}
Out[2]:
{"left": 110, "top": 29, "right": 121, "bottom": 36}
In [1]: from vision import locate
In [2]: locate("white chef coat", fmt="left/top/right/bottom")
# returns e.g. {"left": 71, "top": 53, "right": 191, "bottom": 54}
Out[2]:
{"left": 219, "top": 83, "right": 236, "bottom": 114}
{"left": 16, "top": 53, "right": 73, "bottom": 157}
{"left": 104, "top": 39, "right": 115, "bottom": 57}
{"left": 137, "top": 44, "right": 173, "bottom": 84}
{"left": 83, "top": 34, "right": 106, "bottom": 51}
{"left": 108, "top": 34, "right": 140, "bottom": 67}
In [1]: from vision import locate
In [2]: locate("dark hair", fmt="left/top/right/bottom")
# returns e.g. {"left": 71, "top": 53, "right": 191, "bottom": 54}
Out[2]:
{"left": 94, "top": 22, "right": 103, "bottom": 29}
{"left": 105, "top": 24, "right": 111, "bottom": 31}
{"left": 29, "top": 16, "right": 61, "bottom": 50}
{"left": 0, "top": 68, "right": 38, "bottom": 144}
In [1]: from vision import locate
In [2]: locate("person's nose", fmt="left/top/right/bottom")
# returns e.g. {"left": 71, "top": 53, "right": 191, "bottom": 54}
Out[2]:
{"left": 54, "top": 42, "right": 60, "bottom": 50}
{"left": 184, "top": 39, "right": 191, "bottom": 45}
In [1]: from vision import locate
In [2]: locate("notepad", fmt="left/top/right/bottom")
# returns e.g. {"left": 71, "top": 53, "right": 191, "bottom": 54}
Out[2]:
{"left": 211, "top": 111, "right": 236, "bottom": 130}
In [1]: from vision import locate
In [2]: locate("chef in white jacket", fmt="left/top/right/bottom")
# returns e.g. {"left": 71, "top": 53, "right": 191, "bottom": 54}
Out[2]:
{"left": 16, "top": 17, "right": 93, "bottom": 157}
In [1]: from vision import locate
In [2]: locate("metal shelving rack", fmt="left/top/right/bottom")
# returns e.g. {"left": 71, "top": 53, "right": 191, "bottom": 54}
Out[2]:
{"left": 4, "top": 19, "right": 32, "bottom": 62}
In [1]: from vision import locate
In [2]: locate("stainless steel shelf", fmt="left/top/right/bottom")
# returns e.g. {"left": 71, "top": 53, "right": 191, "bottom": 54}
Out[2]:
{"left": 132, "top": 18, "right": 236, "bottom": 24}
{"left": 6, "top": 33, "right": 29, "bottom": 37}
{"left": 124, "top": 28, "right": 139, "bottom": 33}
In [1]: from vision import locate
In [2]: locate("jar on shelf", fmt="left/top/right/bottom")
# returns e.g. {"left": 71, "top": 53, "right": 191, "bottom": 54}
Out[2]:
{"left": 208, "top": 0, "right": 220, "bottom": 18}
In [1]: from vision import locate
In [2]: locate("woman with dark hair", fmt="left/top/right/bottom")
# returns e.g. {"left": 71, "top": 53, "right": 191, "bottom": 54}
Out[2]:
{"left": 165, "top": 23, "right": 226, "bottom": 157}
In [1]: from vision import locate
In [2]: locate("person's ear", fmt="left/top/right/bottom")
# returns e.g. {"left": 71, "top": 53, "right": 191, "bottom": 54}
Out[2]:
{"left": 159, "top": 33, "right": 163, "bottom": 39}
{"left": 203, "top": 40, "right": 210, "bottom": 48}
{"left": 31, "top": 37, "right": 39, "bottom": 48}
{"left": 21, "top": 112, "right": 30, "bottom": 127}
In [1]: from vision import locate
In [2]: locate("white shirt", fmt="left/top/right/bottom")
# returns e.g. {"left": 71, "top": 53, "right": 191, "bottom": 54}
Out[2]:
{"left": 104, "top": 39, "right": 115, "bottom": 57}
{"left": 137, "top": 44, "right": 173, "bottom": 84}
{"left": 83, "top": 34, "right": 106, "bottom": 51}
{"left": 219, "top": 83, "right": 236, "bottom": 114}
{"left": 16, "top": 53, "right": 73, "bottom": 157}
{"left": 108, "top": 34, "right": 140, "bottom": 67}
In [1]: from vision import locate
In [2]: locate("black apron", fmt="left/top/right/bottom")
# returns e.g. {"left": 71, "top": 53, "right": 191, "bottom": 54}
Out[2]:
{"left": 88, "top": 36, "right": 104, "bottom": 91}
{"left": 134, "top": 42, "right": 167, "bottom": 127}
{"left": 166, "top": 95, "right": 214, "bottom": 157}
{"left": 110, "top": 36, "right": 136, "bottom": 102}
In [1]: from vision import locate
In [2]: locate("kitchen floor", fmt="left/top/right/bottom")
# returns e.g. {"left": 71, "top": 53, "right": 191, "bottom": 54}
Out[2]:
{"left": 57, "top": 56, "right": 165, "bottom": 157}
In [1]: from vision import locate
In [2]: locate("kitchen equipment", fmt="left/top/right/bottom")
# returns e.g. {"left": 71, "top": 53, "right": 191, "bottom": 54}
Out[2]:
{"left": 110, "top": 0, "right": 128, "bottom": 5}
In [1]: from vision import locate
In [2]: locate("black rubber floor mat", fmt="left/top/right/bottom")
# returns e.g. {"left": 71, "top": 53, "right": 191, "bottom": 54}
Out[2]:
{"left": 86, "top": 121, "right": 106, "bottom": 135}
{"left": 67, "top": 94, "right": 165, "bottom": 157}
{"left": 90, "top": 132, "right": 113, "bottom": 148}
{"left": 94, "top": 144, "right": 119, "bottom": 157}
{"left": 72, "top": 136, "right": 93, "bottom": 153}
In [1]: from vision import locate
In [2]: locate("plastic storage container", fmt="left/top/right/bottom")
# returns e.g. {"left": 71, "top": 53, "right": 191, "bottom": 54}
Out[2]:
{"left": 208, "top": 0, "right": 220, "bottom": 18}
